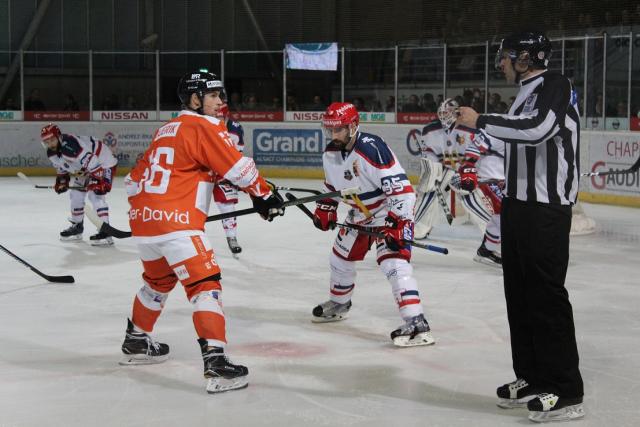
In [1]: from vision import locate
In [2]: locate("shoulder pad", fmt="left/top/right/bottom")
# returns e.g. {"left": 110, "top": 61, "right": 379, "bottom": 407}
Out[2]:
{"left": 354, "top": 132, "right": 395, "bottom": 168}
{"left": 422, "top": 121, "right": 443, "bottom": 135}
{"left": 60, "top": 134, "right": 83, "bottom": 158}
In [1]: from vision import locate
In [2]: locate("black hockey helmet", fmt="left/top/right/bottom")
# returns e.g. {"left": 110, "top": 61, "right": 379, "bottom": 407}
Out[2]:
{"left": 495, "top": 32, "right": 552, "bottom": 72}
{"left": 177, "top": 70, "right": 225, "bottom": 107}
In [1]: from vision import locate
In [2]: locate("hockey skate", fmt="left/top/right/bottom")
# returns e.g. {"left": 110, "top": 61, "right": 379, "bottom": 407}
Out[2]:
{"left": 390, "top": 314, "right": 435, "bottom": 347}
{"left": 89, "top": 232, "right": 114, "bottom": 247}
{"left": 198, "top": 339, "right": 248, "bottom": 393}
{"left": 527, "top": 393, "right": 584, "bottom": 423}
{"left": 226, "top": 237, "right": 242, "bottom": 255}
{"left": 60, "top": 220, "right": 83, "bottom": 242}
{"left": 496, "top": 378, "right": 537, "bottom": 409}
{"left": 473, "top": 243, "right": 502, "bottom": 267}
{"left": 311, "top": 300, "right": 352, "bottom": 323}
{"left": 119, "top": 318, "right": 169, "bottom": 365}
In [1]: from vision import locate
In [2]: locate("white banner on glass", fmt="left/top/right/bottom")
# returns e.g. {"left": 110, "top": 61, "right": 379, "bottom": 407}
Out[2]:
{"left": 285, "top": 43, "right": 338, "bottom": 71}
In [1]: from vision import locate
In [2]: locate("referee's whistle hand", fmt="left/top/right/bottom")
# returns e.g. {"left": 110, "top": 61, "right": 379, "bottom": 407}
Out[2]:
{"left": 457, "top": 107, "right": 479, "bottom": 128}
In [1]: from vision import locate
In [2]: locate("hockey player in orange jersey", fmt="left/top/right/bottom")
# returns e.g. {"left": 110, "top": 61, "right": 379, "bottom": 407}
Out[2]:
{"left": 119, "top": 70, "right": 284, "bottom": 394}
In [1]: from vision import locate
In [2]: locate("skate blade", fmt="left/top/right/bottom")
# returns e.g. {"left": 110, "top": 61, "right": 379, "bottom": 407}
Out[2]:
{"left": 528, "top": 404, "right": 585, "bottom": 423}
{"left": 206, "top": 376, "right": 249, "bottom": 394}
{"left": 497, "top": 396, "right": 535, "bottom": 409}
{"left": 90, "top": 239, "right": 114, "bottom": 247}
{"left": 473, "top": 255, "right": 502, "bottom": 268}
{"left": 119, "top": 354, "right": 169, "bottom": 366}
{"left": 311, "top": 313, "right": 349, "bottom": 323}
{"left": 60, "top": 235, "right": 83, "bottom": 242}
{"left": 392, "top": 331, "right": 436, "bottom": 347}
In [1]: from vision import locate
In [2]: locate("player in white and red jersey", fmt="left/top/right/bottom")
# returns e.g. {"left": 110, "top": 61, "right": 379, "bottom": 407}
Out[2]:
{"left": 212, "top": 103, "right": 245, "bottom": 255}
{"left": 120, "top": 71, "right": 284, "bottom": 394}
{"left": 40, "top": 123, "right": 117, "bottom": 246}
{"left": 414, "top": 98, "right": 505, "bottom": 267}
{"left": 311, "top": 102, "right": 435, "bottom": 347}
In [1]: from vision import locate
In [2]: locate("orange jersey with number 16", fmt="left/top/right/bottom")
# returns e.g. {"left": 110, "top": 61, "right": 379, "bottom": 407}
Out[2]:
{"left": 128, "top": 110, "right": 270, "bottom": 242}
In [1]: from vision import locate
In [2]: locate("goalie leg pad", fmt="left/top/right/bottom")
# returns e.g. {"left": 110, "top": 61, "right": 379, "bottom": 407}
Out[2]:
{"left": 380, "top": 257, "right": 423, "bottom": 319}
{"left": 416, "top": 157, "right": 443, "bottom": 193}
{"left": 461, "top": 190, "right": 493, "bottom": 231}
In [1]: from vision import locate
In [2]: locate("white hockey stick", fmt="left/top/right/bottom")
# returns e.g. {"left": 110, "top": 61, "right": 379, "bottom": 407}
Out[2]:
{"left": 581, "top": 156, "right": 640, "bottom": 177}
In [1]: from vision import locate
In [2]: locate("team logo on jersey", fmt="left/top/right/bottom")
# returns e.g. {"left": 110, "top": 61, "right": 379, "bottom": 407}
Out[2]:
{"left": 456, "top": 134, "right": 465, "bottom": 146}
{"left": 344, "top": 170, "right": 353, "bottom": 180}
{"left": 352, "top": 161, "right": 360, "bottom": 177}
{"left": 523, "top": 94, "right": 538, "bottom": 113}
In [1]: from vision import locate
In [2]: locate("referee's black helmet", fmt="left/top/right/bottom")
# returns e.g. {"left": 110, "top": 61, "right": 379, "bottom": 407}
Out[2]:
{"left": 495, "top": 32, "right": 552, "bottom": 71}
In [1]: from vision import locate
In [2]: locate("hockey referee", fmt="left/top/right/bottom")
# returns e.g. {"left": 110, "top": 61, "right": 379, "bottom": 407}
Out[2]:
{"left": 457, "top": 32, "right": 584, "bottom": 423}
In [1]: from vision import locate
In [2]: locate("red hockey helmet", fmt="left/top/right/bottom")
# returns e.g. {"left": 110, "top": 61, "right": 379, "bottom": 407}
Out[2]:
{"left": 41, "top": 123, "right": 61, "bottom": 141}
{"left": 322, "top": 102, "right": 359, "bottom": 128}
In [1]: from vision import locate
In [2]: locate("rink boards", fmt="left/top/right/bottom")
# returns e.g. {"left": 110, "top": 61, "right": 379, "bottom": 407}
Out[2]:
{"left": 0, "top": 121, "right": 638, "bottom": 207}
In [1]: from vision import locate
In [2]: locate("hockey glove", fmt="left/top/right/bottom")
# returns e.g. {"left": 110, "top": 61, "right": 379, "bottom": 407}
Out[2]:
{"left": 54, "top": 173, "right": 70, "bottom": 194}
{"left": 383, "top": 211, "right": 414, "bottom": 251}
{"left": 458, "top": 161, "right": 478, "bottom": 192}
{"left": 87, "top": 167, "right": 115, "bottom": 195}
{"left": 313, "top": 199, "right": 338, "bottom": 231}
{"left": 251, "top": 191, "right": 285, "bottom": 221}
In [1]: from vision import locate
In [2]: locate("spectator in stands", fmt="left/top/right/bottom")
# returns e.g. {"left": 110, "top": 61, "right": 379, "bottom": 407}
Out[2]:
{"left": 616, "top": 101, "right": 628, "bottom": 118}
{"left": 421, "top": 93, "right": 437, "bottom": 113}
{"left": 244, "top": 94, "right": 259, "bottom": 111}
{"left": 101, "top": 94, "right": 120, "bottom": 110}
{"left": 3, "top": 97, "right": 18, "bottom": 110}
{"left": 402, "top": 94, "right": 423, "bottom": 112}
{"left": 228, "top": 92, "right": 243, "bottom": 111}
{"left": 370, "top": 100, "right": 383, "bottom": 112}
{"left": 591, "top": 93, "right": 603, "bottom": 117}
{"left": 124, "top": 95, "right": 138, "bottom": 110}
{"left": 267, "top": 96, "right": 282, "bottom": 111}
{"left": 63, "top": 94, "right": 79, "bottom": 111}
{"left": 352, "top": 97, "right": 366, "bottom": 112}
{"left": 286, "top": 94, "right": 299, "bottom": 111}
{"left": 488, "top": 93, "right": 501, "bottom": 113}
{"left": 436, "top": 94, "right": 444, "bottom": 106}
{"left": 309, "top": 95, "right": 325, "bottom": 111}
{"left": 495, "top": 101, "right": 509, "bottom": 114}
{"left": 384, "top": 95, "right": 395, "bottom": 112}
{"left": 25, "top": 89, "right": 46, "bottom": 111}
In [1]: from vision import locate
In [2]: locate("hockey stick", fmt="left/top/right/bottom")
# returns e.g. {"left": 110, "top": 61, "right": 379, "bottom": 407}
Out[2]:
{"left": 274, "top": 186, "right": 322, "bottom": 195}
{"left": 86, "top": 187, "right": 361, "bottom": 239}
{"left": 581, "top": 156, "right": 640, "bottom": 177}
{"left": 0, "top": 244, "right": 75, "bottom": 284}
{"left": 17, "top": 172, "right": 85, "bottom": 190}
{"left": 434, "top": 183, "right": 453, "bottom": 225}
{"left": 285, "top": 193, "right": 448, "bottom": 255}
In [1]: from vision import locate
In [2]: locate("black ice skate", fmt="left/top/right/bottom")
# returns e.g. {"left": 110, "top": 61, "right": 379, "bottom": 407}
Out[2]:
{"left": 473, "top": 242, "right": 502, "bottom": 267}
{"left": 198, "top": 338, "right": 248, "bottom": 393}
{"left": 119, "top": 318, "right": 169, "bottom": 365}
{"left": 89, "top": 231, "right": 114, "bottom": 247}
{"left": 390, "top": 313, "right": 435, "bottom": 347}
{"left": 59, "top": 220, "right": 83, "bottom": 242}
{"left": 226, "top": 237, "right": 242, "bottom": 255}
{"left": 527, "top": 393, "right": 585, "bottom": 423}
{"left": 311, "top": 300, "right": 352, "bottom": 323}
{"left": 496, "top": 378, "right": 537, "bottom": 409}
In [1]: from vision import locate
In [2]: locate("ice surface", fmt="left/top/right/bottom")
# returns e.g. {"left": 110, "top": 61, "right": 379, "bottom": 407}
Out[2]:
{"left": 0, "top": 177, "right": 639, "bottom": 426}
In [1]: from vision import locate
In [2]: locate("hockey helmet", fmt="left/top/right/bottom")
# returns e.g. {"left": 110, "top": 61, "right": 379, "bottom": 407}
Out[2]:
{"left": 437, "top": 98, "right": 460, "bottom": 129}
{"left": 41, "top": 123, "right": 62, "bottom": 141}
{"left": 322, "top": 102, "right": 360, "bottom": 140}
{"left": 177, "top": 70, "right": 225, "bottom": 106}
{"left": 495, "top": 32, "right": 552, "bottom": 72}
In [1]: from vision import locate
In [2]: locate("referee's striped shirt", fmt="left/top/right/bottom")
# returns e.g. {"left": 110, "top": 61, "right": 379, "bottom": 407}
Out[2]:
{"left": 476, "top": 71, "right": 580, "bottom": 205}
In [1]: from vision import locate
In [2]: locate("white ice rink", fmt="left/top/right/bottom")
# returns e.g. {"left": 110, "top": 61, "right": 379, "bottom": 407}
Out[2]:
{"left": 0, "top": 177, "right": 639, "bottom": 427}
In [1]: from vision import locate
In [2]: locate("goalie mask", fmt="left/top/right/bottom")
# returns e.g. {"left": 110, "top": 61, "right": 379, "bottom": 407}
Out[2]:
{"left": 322, "top": 102, "right": 360, "bottom": 144}
{"left": 437, "top": 98, "right": 459, "bottom": 130}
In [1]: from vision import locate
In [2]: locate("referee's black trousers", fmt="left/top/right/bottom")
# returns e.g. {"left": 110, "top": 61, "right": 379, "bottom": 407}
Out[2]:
{"left": 501, "top": 197, "right": 584, "bottom": 398}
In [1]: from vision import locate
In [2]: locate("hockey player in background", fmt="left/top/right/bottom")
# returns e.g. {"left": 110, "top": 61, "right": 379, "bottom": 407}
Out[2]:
{"left": 120, "top": 71, "right": 284, "bottom": 394}
{"left": 40, "top": 123, "right": 117, "bottom": 246}
{"left": 414, "top": 98, "right": 504, "bottom": 266}
{"left": 212, "top": 103, "right": 245, "bottom": 255}
{"left": 311, "top": 102, "right": 435, "bottom": 347}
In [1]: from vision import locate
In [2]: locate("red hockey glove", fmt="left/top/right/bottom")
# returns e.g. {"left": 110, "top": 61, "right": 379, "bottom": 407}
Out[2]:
{"left": 251, "top": 191, "right": 285, "bottom": 221}
{"left": 458, "top": 161, "right": 478, "bottom": 192}
{"left": 383, "top": 211, "right": 414, "bottom": 251}
{"left": 54, "top": 173, "right": 70, "bottom": 194}
{"left": 313, "top": 199, "right": 338, "bottom": 231}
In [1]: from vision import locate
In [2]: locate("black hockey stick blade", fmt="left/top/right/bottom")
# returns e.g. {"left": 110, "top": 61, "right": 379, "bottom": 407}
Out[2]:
{"left": 581, "top": 155, "right": 640, "bottom": 177}
{"left": 0, "top": 244, "right": 75, "bottom": 283}
{"left": 285, "top": 193, "right": 448, "bottom": 255}
{"left": 85, "top": 186, "right": 361, "bottom": 239}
